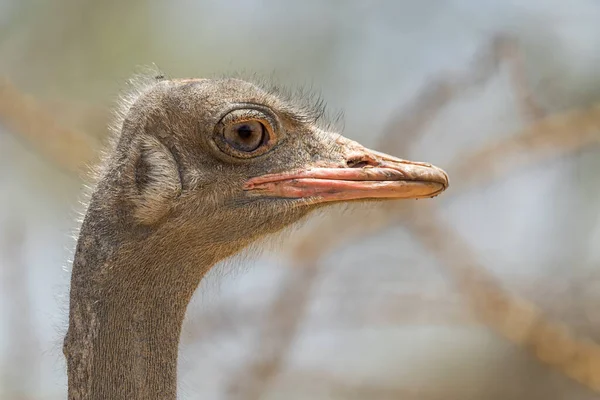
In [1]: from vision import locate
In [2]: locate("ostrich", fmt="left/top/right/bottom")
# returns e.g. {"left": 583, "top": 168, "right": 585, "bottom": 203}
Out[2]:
{"left": 63, "top": 76, "right": 449, "bottom": 400}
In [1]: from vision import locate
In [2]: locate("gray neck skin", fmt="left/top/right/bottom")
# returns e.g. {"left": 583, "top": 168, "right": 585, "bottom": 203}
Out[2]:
{"left": 64, "top": 205, "right": 220, "bottom": 400}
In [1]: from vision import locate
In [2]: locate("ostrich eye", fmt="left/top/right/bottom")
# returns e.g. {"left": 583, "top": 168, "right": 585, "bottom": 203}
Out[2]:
{"left": 223, "top": 120, "right": 266, "bottom": 153}
{"left": 214, "top": 108, "right": 278, "bottom": 159}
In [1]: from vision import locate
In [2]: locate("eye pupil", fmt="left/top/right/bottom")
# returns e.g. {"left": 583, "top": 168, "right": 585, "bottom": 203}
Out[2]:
{"left": 222, "top": 120, "right": 267, "bottom": 153}
{"left": 237, "top": 125, "right": 254, "bottom": 140}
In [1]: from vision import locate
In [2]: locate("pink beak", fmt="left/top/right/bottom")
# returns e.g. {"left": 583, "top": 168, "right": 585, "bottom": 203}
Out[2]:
{"left": 243, "top": 146, "right": 449, "bottom": 204}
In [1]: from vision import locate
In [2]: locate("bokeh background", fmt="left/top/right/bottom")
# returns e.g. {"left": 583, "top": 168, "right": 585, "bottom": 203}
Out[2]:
{"left": 2, "top": 1, "right": 600, "bottom": 399}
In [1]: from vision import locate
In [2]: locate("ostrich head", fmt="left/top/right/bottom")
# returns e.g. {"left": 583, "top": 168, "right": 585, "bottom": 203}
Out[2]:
{"left": 64, "top": 76, "right": 448, "bottom": 400}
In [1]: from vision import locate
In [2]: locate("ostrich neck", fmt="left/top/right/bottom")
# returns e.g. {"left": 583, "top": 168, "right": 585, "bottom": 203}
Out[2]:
{"left": 64, "top": 210, "right": 219, "bottom": 400}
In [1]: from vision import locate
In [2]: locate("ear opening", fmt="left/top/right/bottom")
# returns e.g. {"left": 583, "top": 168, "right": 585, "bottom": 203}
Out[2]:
{"left": 132, "top": 136, "right": 182, "bottom": 225}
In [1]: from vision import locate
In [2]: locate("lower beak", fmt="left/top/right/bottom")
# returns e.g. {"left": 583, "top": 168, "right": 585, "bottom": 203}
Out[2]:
{"left": 243, "top": 147, "right": 449, "bottom": 204}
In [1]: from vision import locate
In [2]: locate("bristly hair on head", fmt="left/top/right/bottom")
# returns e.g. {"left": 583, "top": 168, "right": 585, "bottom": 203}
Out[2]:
{"left": 109, "top": 66, "right": 345, "bottom": 148}
{"left": 108, "top": 64, "right": 168, "bottom": 147}
{"left": 215, "top": 69, "right": 344, "bottom": 133}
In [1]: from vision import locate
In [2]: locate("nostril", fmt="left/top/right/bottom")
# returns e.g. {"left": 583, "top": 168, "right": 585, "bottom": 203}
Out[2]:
{"left": 346, "top": 159, "right": 370, "bottom": 168}
{"left": 346, "top": 154, "right": 379, "bottom": 168}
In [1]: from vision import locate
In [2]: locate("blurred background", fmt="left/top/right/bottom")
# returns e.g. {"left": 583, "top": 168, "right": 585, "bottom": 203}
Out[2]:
{"left": 1, "top": 0, "right": 600, "bottom": 399}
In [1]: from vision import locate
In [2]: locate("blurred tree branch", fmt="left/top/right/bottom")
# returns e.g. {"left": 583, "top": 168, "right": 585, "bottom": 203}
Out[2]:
{"left": 406, "top": 203, "right": 600, "bottom": 391}
{"left": 449, "top": 104, "right": 600, "bottom": 193}
{"left": 0, "top": 77, "right": 99, "bottom": 175}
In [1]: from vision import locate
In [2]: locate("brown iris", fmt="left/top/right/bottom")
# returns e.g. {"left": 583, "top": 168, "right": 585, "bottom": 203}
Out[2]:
{"left": 223, "top": 120, "right": 266, "bottom": 153}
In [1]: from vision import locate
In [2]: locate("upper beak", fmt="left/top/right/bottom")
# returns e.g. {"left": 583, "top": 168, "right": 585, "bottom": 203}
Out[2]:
{"left": 243, "top": 146, "right": 449, "bottom": 204}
